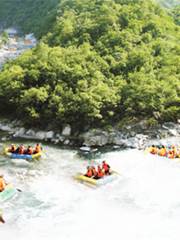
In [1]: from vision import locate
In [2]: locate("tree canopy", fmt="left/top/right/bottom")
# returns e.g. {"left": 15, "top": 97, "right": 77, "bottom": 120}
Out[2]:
{"left": 0, "top": 0, "right": 179, "bottom": 131}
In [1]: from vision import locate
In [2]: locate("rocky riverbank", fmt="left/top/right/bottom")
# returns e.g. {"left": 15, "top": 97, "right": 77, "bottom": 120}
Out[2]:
{"left": 0, "top": 28, "right": 36, "bottom": 68}
{"left": 0, "top": 119, "right": 179, "bottom": 150}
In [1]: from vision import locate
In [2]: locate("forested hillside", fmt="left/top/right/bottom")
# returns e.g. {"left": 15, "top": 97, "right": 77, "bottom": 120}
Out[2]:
{"left": 0, "top": 0, "right": 59, "bottom": 37}
{"left": 0, "top": 0, "right": 179, "bottom": 131}
{"left": 157, "top": 0, "right": 180, "bottom": 26}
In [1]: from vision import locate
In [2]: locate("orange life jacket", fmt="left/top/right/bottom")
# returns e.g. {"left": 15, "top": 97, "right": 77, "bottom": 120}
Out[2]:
{"left": 159, "top": 148, "right": 167, "bottom": 157}
{"left": 0, "top": 178, "right": 5, "bottom": 192}
{"left": 97, "top": 169, "right": 104, "bottom": 178}
{"left": 149, "top": 147, "right": 157, "bottom": 155}
{"left": 86, "top": 169, "right": 93, "bottom": 177}
{"left": 34, "top": 145, "right": 41, "bottom": 153}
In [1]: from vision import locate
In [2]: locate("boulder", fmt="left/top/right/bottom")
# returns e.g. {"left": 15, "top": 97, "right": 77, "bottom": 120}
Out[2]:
{"left": 35, "top": 131, "right": 46, "bottom": 140}
{"left": 26, "top": 129, "right": 36, "bottom": 137}
{"left": 13, "top": 127, "right": 26, "bottom": 137}
{"left": 168, "top": 129, "right": 178, "bottom": 137}
{"left": 64, "top": 139, "right": 70, "bottom": 145}
{"left": 62, "top": 124, "right": 71, "bottom": 136}
{"left": 82, "top": 130, "right": 109, "bottom": 146}
{"left": 45, "top": 131, "right": 54, "bottom": 139}
{"left": 0, "top": 123, "right": 13, "bottom": 132}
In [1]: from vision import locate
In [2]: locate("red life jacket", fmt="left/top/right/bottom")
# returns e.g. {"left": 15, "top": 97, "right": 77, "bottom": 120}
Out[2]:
{"left": 102, "top": 163, "right": 110, "bottom": 171}
{"left": 19, "top": 146, "right": 25, "bottom": 154}
{"left": 86, "top": 169, "right": 93, "bottom": 177}
{"left": 97, "top": 169, "right": 104, "bottom": 178}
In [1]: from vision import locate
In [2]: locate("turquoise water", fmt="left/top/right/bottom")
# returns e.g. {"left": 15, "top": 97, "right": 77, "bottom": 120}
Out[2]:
{"left": 0, "top": 138, "right": 180, "bottom": 240}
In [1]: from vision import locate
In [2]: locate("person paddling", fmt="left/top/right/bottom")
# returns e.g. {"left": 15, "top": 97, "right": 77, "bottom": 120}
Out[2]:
{"left": 94, "top": 165, "right": 104, "bottom": 179}
{"left": 149, "top": 145, "right": 157, "bottom": 155}
{"left": 92, "top": 166, "right": 98, "bottom": 178}
{"left": 25, "top": 146, "right": 33, "bottom": 155}
{"left": 102, "top": 161, "right": 111, "bottom": 175}
{"left": 33, "top": 143, "right": 42, "bottom": 154}
{"left": 158, "top": 145, "right": 167, "bottom": 157}
{"left": 84, "top": 166, "right": 93, "bottom": 178}
{"left": 0, "top": 175, "right": 6, "bottom": 192}
{"left": 8, "top": 144, "right": 16, "bottom": 153}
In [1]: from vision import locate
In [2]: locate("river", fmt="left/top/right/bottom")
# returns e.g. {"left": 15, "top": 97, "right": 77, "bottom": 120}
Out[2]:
{"left": 0, "top": 137, "right": 180, "bottom": 240}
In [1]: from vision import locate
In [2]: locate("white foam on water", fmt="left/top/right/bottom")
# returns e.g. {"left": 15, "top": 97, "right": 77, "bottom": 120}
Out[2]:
{"left": 1, "top": 140, "right": 180, "bottom": 240}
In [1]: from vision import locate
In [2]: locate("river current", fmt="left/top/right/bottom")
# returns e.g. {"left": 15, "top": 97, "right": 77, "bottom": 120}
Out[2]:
{"left": 0, "top": 137, "right": 180, "bottom": 240}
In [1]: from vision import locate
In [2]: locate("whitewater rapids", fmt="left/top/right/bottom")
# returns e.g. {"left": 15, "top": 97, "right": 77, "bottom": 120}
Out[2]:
{"left": 0, "top": 138, "right": 180, "bottom": 240}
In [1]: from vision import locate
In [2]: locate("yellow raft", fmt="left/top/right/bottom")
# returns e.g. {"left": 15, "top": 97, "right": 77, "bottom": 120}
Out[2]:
{"left": 75, "top": 171, "right": 119, "bottom": 186}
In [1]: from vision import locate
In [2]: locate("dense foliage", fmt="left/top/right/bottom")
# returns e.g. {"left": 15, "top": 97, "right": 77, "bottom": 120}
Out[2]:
{"left": 0, "top": 0, "right": 179, "bottom": 131}
{"left": 0, "top": 0, "right": 59, "bottom": 38}
{"left": 171, "top": 6, "right": 180, "bottom": 25}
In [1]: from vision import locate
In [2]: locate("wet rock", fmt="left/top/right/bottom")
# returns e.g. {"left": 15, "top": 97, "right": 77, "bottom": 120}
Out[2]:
{"left": 162, "top": 122, "right": 177, "bottom": 130}
{"left": 64, "top": 139, "right": 70, "bottom": 145}
{"left": 51, "top": 138, "right": 59, "bottom": 144}
{"left": 62, "top": 124, "right": 71, "bottom": 136}
{"left": 13, "top": 127, "right": 26, "bottom": 137}
{"left": 35, "top": 131, "right": 46, "bottom": 140}
{"left": 81, "top": 130, "right": 109, "bottom": 146}
{"left": 79, "top": 146, "right": 91, "bottom": 152}
{"left": 45, "top": 131, "right": 54, "bottom": 139}
{"left": 58, "top": 135, "right": 65, "bottom": 142}
{"left": 168, "top": 129, "right": 178, "bottom": 137}
{"left": 0, "top": 123, "right": 13, "bottom": 132}
{"left": 113, "top": 137, "right": 127, "bottom": 146}
{"left": 25, "top": 129, "right": 36, "bottom": 138}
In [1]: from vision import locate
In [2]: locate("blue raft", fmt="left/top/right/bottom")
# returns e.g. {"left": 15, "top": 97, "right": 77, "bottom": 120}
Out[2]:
{"left": 4, "top": 148, "right": 42, "bottom": 160}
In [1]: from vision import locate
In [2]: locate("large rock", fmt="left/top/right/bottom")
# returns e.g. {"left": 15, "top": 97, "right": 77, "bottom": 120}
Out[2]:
{"left": 35, "top": 131, "right": 46, "bottom": 140}
{"left": 82, "top": 130, "right": 109, "bottom": 146}
{"left": 0, "top": 123, "right": 14, "bottom": 132}
{"left": 25, "top": 129, "right": 36, "bottom": 138}
{"left": 62, "top": 124, "right": 71, "bottom": 136}
{"left": 113, "top": 136, "right": 127, "bottom": 146}
{"left": 162, "top": 122, "right": 177, "bottom": 130}
{"left": 168, "top": 129, "right": 178, "bottom": 137}
{"left": 13, "top": 127, "right": 26, "bottom": 137}
{"left": 45, "top": 131, "right": 54, "bottom": 139}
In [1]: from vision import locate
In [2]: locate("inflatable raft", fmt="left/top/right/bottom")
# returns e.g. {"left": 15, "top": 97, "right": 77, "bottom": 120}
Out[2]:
{"left": 75, "top": 171, "right": 119, "bottom": 186}
{"left": 0, "top": 184, "right": 17, "bottom": 202}
{"left": 4, "top": 147, "right": 42, "bottom": 160}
